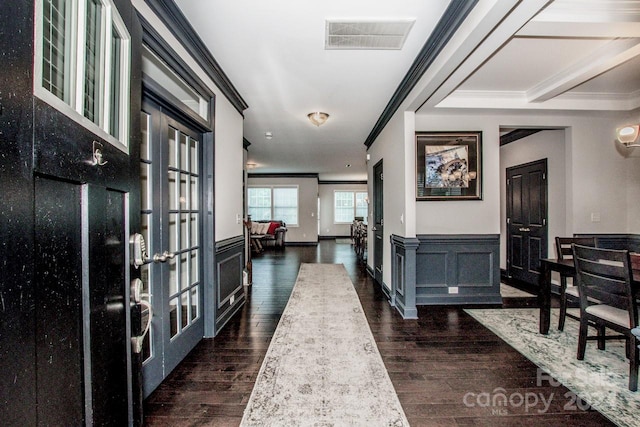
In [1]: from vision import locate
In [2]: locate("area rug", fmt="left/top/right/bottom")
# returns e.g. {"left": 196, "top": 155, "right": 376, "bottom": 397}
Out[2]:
{"left": 240, "top": 263, "right": 409, "bottom": 426}
{"left": 335, "top": 238, "right": 353, "bottom": 244}
{"left": 465, "top": 308, "right": 640, "bottom": 427}
{"left": 500, "top": 283, "right": 535, "bottom": 298}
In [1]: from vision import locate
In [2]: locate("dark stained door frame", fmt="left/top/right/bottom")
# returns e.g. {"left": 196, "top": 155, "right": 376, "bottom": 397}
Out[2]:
{"left": 373, "top": 160, "right": 384, "bottom": 286}
{"left": 506, "top": 159, "right": 549, "bottom": 285}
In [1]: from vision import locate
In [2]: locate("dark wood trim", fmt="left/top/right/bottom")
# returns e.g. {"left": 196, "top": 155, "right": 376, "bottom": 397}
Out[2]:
{"left": 500, "top": 129, "right": 544, "bottom": 146}
{"left": 318, "top": 180, "right": 368, "bottom": 185}
{"left": 248, "top": 173, "right": 319, "bottom": 179}
{"left": 364, "top": 0, "right": 479, "bottom": 148}
{"left": 318, "top": 235, "right": 351, "bottom": 240}
{"left": 285, "top": 242, "right": 318, "bottom": 247}
{"left": 142, "top": 0, "right": 248, "bottom": 114}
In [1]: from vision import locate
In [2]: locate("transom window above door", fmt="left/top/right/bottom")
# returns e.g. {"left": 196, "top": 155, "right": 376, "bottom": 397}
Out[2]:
{"left": 34, "top": 0, "right": 131, "bottom": 151}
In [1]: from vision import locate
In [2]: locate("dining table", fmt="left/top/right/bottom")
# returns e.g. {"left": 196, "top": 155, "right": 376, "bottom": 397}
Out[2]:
{"left": 538, "top": 258, "right": 640, "bottom": 334}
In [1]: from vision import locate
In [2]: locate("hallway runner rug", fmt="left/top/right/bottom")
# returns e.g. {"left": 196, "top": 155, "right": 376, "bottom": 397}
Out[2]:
{"left": 240, "top": 263, "right": 409, "bottom": 426}
{"left": 465, "top": 308, "right": 640, "bottom": 427}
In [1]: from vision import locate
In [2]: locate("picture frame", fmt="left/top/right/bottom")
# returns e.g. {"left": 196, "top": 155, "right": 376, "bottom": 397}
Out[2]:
{"left": 416, "top": 131, "right": 482, "bottom": 201}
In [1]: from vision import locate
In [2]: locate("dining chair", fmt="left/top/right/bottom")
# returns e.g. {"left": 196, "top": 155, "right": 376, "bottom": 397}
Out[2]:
{"left": 573, "top": 244, "right": 639, "bottom": 391}
{"left": 555, "top": 236, "right": 596, "bottom": 331}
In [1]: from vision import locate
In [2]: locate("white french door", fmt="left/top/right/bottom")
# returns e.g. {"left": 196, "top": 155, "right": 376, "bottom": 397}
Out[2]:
{"left": 140, "top": 100, "right": 204, "bottom": 397}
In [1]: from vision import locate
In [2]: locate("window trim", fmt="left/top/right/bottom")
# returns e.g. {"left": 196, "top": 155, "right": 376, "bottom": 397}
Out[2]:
{"left": 333, "top": 190, "right": 368, "bottom": 224}
{"left": 248, "top": 185, "right": 299, "bottom": 227}
{"left": 34, "top": 0, "right": 131, "bottom": 153}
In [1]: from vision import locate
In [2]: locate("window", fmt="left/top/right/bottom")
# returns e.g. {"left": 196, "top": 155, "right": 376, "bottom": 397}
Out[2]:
{"left": 35, "top": 0, "right": 131, "bottom": 152}
{"left": 334, "top": 191, "right": 368, "bottom": 223}
{"left": 248, "top": 187, "right": 298, "bottom": 226}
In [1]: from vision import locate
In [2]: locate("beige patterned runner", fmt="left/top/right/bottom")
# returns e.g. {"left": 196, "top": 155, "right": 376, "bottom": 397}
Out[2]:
{"left": 241, "top": 263, "right": 409, "bottom": 426}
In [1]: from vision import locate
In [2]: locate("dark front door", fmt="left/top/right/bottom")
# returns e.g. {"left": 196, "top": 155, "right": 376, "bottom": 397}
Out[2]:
{"left": 507, "top": 159, "right": 548, "bottom": 285}
{"left": 373, "top": 160, "right": 384, "bottom": 285}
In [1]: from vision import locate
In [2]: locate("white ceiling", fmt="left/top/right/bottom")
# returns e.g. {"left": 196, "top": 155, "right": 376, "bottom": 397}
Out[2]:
{"left": 175, "top": 0, "right": 640, "bottom": 180}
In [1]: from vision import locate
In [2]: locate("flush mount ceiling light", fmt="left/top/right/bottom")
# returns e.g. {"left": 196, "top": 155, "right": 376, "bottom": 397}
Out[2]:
{"left": 265, "top": 131, "right": 273, "bottom": 140}
{"left": 616, "top": 125, "right": 640, "bottom": 147}
{"left": 307, "top": 112, "right": 329, "bottom": 127}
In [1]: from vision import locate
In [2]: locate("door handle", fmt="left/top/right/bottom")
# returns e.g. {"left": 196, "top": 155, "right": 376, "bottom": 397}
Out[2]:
{"left": 519, "top": 227, "right": 531, "bottom": 232}
{"left": 131, "top": 278, "right": 152, "bottom": 354}
{"left": 153, "top": 250, "right": 176, "bottom": 263}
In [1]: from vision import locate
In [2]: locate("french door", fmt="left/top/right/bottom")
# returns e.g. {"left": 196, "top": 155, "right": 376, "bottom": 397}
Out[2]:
{"left": 140, "top": 99, "right": 204, "bottom": 397}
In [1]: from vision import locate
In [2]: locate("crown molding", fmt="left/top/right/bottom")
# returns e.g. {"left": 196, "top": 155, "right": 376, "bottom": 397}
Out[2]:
{"left": 364, "top": 0, "right": 479, "bottom": 148}
{"left": 143, "top": 0, "right": 248, "bottom": 114}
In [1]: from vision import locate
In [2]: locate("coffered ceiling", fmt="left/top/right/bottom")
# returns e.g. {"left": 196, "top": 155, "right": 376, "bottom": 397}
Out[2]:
{"left": 175, "top": 0, "right": 640, "bottom": 180}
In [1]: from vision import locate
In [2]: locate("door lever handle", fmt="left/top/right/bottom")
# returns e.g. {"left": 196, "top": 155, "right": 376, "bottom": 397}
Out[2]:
{"left": 519, "top": 227, "right": 531, "bottom": 232}
{"left": 153, "top": 251, "right": 176, "bottom": 263}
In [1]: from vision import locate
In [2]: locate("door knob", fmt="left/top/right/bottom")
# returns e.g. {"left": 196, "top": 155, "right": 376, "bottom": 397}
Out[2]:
{"left": 153, "top": 251, "right": 176, "bottom": 263}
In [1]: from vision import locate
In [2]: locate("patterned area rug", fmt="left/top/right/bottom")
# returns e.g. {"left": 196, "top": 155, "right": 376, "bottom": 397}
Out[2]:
{"left": 465, "top": 308, "right": 640, "bottom": 427}
{"left": 241, "top": 263, "right": 409, "bottom": 426}
{"left": 500, "top": 283, "right": 535, "bottom": 298}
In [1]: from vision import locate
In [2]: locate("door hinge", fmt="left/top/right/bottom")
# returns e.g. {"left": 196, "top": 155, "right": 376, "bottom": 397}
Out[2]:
{"left": 507, "top": 178, "right": 510, "bottom": 186}
{"left": 507, "top": 218, "right": 510, "bottom": 224}
{"left": 380, "top": 173, "right": 383, "bottom": 180}
{"left": 543, "top": 218, "right": 546, "bottom": 226}
{"left": 543, "top": 173, "right": 546, "bottom": 180}
{"left": 381, "top": 218, "right": 384, "bottom": 226}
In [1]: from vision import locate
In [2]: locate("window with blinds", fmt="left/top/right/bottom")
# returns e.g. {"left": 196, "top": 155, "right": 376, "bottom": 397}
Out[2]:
{"left": 248, "top": 187, "right": 299, "bottom": 226}
{"left": 36, "top": 0, "right": 131, "bottom": 151}
{"left": 334, "top": 190, "right": 368, "bottom": 223}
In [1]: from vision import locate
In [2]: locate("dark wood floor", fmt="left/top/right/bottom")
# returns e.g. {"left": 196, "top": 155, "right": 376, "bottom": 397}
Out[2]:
{"left": 144, "top": 240, "right": 613, "bottom": 426}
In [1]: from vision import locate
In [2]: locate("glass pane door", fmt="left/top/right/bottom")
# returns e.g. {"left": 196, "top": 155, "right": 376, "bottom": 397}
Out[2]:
{"left": 140, "top": 103, "right": 203, "bottom": 398}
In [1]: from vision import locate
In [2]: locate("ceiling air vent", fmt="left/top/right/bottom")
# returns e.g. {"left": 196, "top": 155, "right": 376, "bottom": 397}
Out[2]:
{"left": 325, "top": 20, "right": 415, "bottom": 50}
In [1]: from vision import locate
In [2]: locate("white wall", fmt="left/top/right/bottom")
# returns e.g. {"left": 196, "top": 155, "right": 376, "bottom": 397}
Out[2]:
{"left": 499, "top": 129, "right": 566, "bottom": 269}
{"left": 366, "top": 112, "right": 410, "bottom": 288}
{"left": 133, "top": 0, "right": 245, "bottom": 243}
{"left": 318, "top": 183, "right": 368, "bottom": 237}
{"left": 247, "top": 176, "right": 318, "bottom": 243}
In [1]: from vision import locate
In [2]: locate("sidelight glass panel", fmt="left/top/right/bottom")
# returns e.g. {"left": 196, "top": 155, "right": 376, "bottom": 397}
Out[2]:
{"left": 84, "top": 0, "right": 103, "bottom": 125}
{"left": 109, "top": 25, "right": 122, "bottom": 138}
{"left": 42, "top": 0, "right": 69, "bottom": 102}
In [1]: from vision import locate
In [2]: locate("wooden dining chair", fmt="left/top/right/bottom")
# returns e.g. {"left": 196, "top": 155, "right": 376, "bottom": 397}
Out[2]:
{"left": 555, "top": 236, "right": 596, "bottom": 331}
{"left": 573, "top": 244, "right": 639, "bottom": 391}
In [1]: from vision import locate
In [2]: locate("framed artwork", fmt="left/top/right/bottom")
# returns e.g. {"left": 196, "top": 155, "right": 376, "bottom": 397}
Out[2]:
{"left": 416, "top": 131, "right": 482, "bottom": 201}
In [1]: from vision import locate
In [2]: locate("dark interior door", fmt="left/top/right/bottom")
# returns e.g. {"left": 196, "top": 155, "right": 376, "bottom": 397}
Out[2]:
{"left": 507, "top": 159, "right": 548, "bottom": 285}
{"left": 373, "top": 160, "right": 384, "bottom": 285}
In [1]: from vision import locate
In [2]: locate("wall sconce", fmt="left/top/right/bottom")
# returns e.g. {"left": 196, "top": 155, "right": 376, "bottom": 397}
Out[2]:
{"left": 616, "top": 125, "right": 640, "bottom": 147}
{"left": 307, "top": 112, "right": 329, "bottom": 127}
